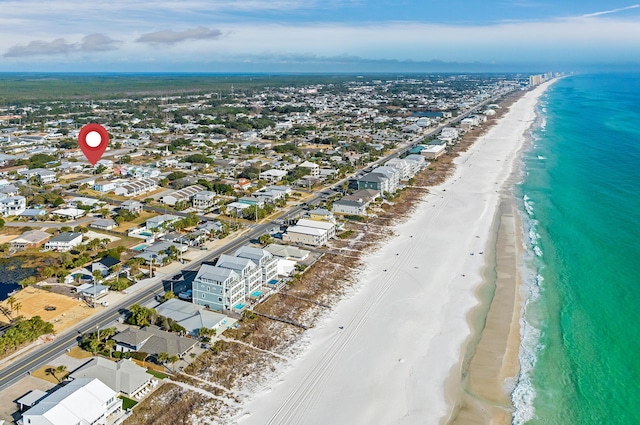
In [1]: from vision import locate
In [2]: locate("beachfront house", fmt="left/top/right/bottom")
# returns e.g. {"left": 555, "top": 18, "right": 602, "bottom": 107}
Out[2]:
{"left": 332, "top": 198, "right": 368, "bottom": 216}
{"left": 420, "top": 144, "right": 446, "bottom": 159}
{"left": 282, "top": 225, "right": 330, "bottom": 246}
{"left": 112, "top": 325, "right": 197, "bottom": 358}
{"left": 234, "top": 246, "right": 279, "bottom": 286}
{"left": 216, "top": 254, "right": 262, "bottom": 296}
{"left": 192, "top": 264, "right": 246, "bottom": 312}
{"left": 20, "top": 378, "right": 121, "bottom": 425}
{"left": 69, "top": 358, "right": 153, "bottom": 399}
{"left": 155, "top": 298, "right": 227, "bottom": 337}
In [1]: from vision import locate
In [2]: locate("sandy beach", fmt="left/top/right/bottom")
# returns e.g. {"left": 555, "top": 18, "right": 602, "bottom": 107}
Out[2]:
{"left": 236, "top": 81, "right": 554, "bottom": 425}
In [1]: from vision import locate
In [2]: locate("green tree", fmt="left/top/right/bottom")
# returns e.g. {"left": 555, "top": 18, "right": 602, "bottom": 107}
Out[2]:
{"left": 157, "top": 351, "right": 169, "bottom": 365}
{"left": 55, "top": 365, "right": 67, "bottom": 382}
{"left": 104, "top": 339, "right": 116, "bottom": 358}
{"left": 92, "top": 270, "right": 103, "bottom": 283}
{"left": 258, "top": 234, "right": 273, "bottom": 245}
{"left": 161, "top": 291, "right": 176, "bottom": 302}
{"left": 167, "top": 355, "right": 180, "bottom": 371}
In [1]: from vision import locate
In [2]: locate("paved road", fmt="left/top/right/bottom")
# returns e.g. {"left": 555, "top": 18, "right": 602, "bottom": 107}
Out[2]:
{"left": 0, "top": 89, "right": 512, "bottom": 392}
{"left": 3, "top": 216, "right": 96, "bottom": 228}
{"left": 0, "top": 219, "right": 273, "bottom": 391}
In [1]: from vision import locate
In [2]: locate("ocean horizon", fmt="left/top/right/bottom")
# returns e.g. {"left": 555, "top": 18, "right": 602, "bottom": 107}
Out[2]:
{"left": 512, "top": 73, "right": 640, "bottom": 424}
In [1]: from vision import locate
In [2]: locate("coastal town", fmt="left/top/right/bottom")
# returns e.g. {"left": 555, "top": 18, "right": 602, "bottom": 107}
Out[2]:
{"left": 0, "top": 73, "right": 552, "bottom": 425}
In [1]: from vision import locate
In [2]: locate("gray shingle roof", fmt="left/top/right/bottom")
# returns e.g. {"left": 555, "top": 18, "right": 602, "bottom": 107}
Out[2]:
{"left": 70, "top": 358, "right": 151, "bottom": 396}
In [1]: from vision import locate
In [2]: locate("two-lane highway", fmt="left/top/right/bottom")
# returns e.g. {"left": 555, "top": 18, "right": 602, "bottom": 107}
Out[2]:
{"left": 0, "top": 89, "right": 513, "bottom": 392}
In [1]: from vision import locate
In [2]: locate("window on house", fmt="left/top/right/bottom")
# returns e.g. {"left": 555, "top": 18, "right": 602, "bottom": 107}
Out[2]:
{"left": 202, "top": 294, "right": 205, "bottom": 298}
{"left": 218, "top": 297, "right": 222, "bottom": 301}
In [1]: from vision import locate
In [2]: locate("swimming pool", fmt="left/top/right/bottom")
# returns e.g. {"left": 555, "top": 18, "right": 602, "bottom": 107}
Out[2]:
{"left": 140, "top": 231, "right": 153, "bottom": 237}
{"left": 132, "top": 244, "right": 148, "bottom": 252}
{"left": 250, "top": 291, "right": 263, "bottom": 298}
{"left": 233, "top": 303, "right": 246, "bottom": 310}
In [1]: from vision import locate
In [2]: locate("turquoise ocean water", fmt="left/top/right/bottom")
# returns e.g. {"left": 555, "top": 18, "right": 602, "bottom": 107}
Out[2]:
{"left": 512, "top": 74, "right": 640, "bottom": 424}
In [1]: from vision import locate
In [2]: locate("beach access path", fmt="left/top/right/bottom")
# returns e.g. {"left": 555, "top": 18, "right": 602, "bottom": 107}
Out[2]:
{"left": 236, "top": 82, "right": 554, "bottom": 425}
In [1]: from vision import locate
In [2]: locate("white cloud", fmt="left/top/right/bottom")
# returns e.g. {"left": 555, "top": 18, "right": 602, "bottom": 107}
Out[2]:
{"left": 4, "top": 34, "right": 119, "bottom": 57}
{"left": 136, "top": 27, "right": 223, "bottom": 45}
{"left": 4, "top": 38, "right": 76, "bottom": 57}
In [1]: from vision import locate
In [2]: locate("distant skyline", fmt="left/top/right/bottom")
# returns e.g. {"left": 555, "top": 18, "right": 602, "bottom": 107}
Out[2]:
{"left": 1, "top": 0, "right": 639, "bottom": 72}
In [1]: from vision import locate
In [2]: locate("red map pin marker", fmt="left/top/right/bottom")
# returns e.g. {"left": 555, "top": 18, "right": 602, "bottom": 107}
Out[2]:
{"left": 78, "top": 123, "right": 109, "bottom": 165}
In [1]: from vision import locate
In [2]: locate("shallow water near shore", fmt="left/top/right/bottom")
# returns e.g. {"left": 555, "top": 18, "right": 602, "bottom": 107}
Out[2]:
{"left": 513, "top": 74, "right": 640, "bottom": 424}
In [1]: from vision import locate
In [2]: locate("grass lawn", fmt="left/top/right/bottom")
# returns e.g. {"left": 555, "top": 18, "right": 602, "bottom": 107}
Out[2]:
{"left": 115, "top": 211, "right": 155, "bottom": 232}
{"left": 146, "top": 369, "right": 168, "bottom": 379}
{"left": 66, "top": 346, "right": 94, "bottom": 359}
{"left": 119, "top": 395, "right": 138, "bottom": 410}
{"left": 32, "top": 365, "right": 69, "bottom": 384}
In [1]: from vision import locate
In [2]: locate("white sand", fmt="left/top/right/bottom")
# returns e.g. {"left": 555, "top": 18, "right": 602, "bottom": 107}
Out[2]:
{"left": 236, "top": 82, "right": 554, "bottom": 425}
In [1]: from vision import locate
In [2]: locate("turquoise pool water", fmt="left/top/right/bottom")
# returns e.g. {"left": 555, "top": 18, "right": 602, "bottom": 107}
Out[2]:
{"left": 140, "top": 231, "right": 153, "bottom": 236}
{"left": 250, "top": 291, "right": 263, "bottom": 297}
{"left": 233, "top": 303, "right": 246, "bottom": 310}
{"left": 132, "top": 244, "right": 148, "bottom": 252}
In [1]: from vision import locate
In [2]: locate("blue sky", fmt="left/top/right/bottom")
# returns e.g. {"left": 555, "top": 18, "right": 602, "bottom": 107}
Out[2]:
{"left": 1, "top": 0, "right": 639, "bottom": 72}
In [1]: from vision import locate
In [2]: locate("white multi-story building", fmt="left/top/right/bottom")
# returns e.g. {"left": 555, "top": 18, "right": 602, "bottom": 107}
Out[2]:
{"left": 296, "top": 218, "right": 336, "bottom": 239}
{"left": 44, "top": 232, "right": 83, "bottom": 251}
{"left": 216, "top": 254, "right": 262, "bottom": 296}
{"left": 259, "top": 169, "right": 287, "bottom": 182}
{"left": 234, "top": 246, "right": 279, "bottom": 286}
{"left": 0, "top": 195, "right": 26, "bottom": 216}
{"left": 283, "top": 225, "right": 329, "bottom": 246}
{"left": 297, "top": 161, "right": 320, "bottom": 177}
{"left": 385, "top": 158, "right": 413, "bottom": 180}
{"left": 192, "top": 191, "right": 216, "bottom": 210}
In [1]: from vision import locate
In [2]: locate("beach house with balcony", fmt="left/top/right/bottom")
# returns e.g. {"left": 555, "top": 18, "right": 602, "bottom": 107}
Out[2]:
{"left": 20, "top": 378, "right": 121, "bottom": 425}
{"left": 216, "top": 254, "right": 262, "bottom": 296}
{"left": 192, "top": 264, "right": 245, "bottom": 312}
{"left": 0, "top": 195, "right": 26, "bottom": 216}
{"left": 234, "top": 246, "right": 279, "bottom": 286}
{"left": 44, "top": 232, "right": 83, "bottom": 251}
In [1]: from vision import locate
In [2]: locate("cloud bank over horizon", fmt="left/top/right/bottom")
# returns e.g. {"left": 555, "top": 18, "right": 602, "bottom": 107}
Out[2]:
{"left": 1, "top": 0, "right": 639, "bottom": 72}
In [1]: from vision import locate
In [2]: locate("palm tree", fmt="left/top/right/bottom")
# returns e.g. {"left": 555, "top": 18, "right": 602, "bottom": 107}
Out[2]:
{"left": 6, "top": 295, "right": 16, "bottom": 312}
{"left": 104, "top": 339, "right": 116, "bottom": 358}
{"left": 13, "top": 302, "right": 21, "bottom": 316}
{"left": 92, "top": 270, "right": 103, "bottom": 283}
{"left": 55, "top": 365, "right": 67, "bottom": 382}
{"left": 168, "top": 355, "right": 179, "bottom": 372}
{"left": 89, "top": 337, "right": 101, "bottom": 356}
{"left": 157, "top": 351, "right": 169, "bottom": 366}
